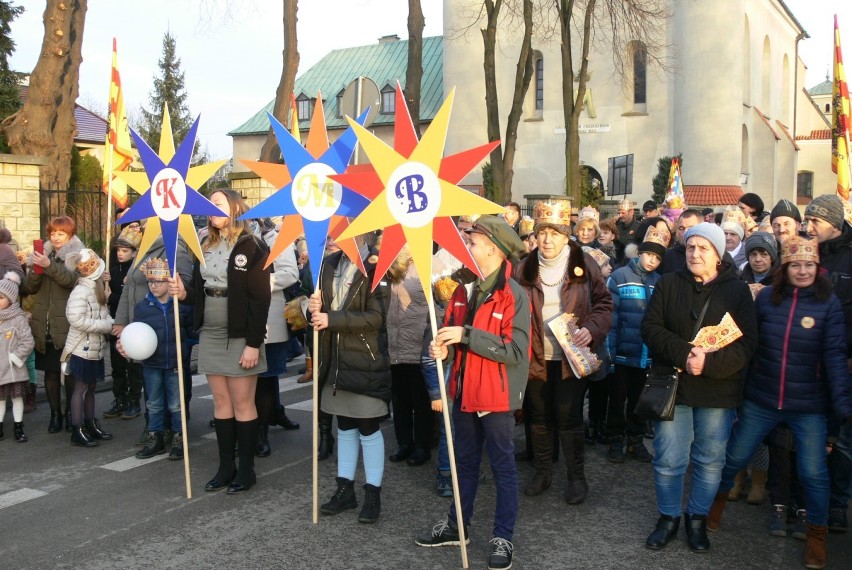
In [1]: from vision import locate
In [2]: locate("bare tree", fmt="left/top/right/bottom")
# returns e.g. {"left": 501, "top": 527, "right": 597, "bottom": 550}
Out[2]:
{"left": 2, "top": 0, "right": 88, "bottom": 190}
{"left": 260, "top": 0, "right": 299, "bottom": 163}
{"left": 556, "top": 0, "right": 668, "bottom": 203}
{"left": 404, "top": 0, "right": 424, "bottom": 138}
{"left": 482, "top": 0, "right": 534, "bottom": 203}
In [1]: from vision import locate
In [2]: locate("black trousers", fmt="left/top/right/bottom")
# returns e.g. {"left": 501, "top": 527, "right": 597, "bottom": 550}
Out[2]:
{"left": 605, "top": 365, "right": 647, "bottom": 437}
{"left": 390, "top": 363, "right": 432, "bottom": 449}
{"left": 525, "top": 360, "right": 589, "bottom": 431}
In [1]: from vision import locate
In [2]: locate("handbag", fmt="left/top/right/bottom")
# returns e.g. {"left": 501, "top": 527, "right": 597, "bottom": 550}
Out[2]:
{"left": 633, "top": 291, "right": 714, "bottom": 421}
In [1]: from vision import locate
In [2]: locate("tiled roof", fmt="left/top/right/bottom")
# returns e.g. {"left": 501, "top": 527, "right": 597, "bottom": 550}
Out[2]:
{"left": 684, "top": 185, "right": 743, "bottom": 206}
{"left": 808, "top": 78, "right": 832, "bottom": 97}
{"left": 19, "top": 85, "right": 107, "bottom": 145}
{"left": 229, "top": 36, "right": 443, "bottom": 136}
{"left": 796, "top": 128, "right": 831, "bottom": 140}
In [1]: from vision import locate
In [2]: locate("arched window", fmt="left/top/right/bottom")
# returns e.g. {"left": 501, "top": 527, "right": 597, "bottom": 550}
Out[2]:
{"left": 380, "top": 84, "right": 395, "bottom": 115}
{"left": 296, "top": 93, "right": 313, "bottom": 121}
{"left": 336, "top": 89, "right": 345, "bottom": 118}
{"left": 631, "top": 41, "right": 647, "bottom": 105}
{"left": 782, "top": 54, "right": 790, "bottom": 119}
{"left": 535, "top": 53, "right": 544, "bottom": 110}
{"left": 826, "top": 103, "right": 831, "bottom": 113}
{"left": 762, "top": 36, "right": 771, "bottom": 112}
{"left": 797, "top": 171, "right": 814, "bottom": 200}
{"left": 741, "top": 125, "right": 749, "bottom": 180}
{"left": 743, "top": 16, "right": 751, "bottom": 105}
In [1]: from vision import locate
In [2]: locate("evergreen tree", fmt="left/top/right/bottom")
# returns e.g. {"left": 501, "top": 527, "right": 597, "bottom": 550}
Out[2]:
{"left": 0, "top": 2, "right": 24, "bottom": 154}
{"left": 139, "top": 31, "right": 195, "bottom": 155}
{"left": 652, "top": 154, "right": 682, "bottom": 205}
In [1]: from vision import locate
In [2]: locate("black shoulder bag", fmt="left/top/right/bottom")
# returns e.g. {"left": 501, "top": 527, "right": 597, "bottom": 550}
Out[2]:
{"left": 633, "top": 291, "right": 714, "bottom": 422}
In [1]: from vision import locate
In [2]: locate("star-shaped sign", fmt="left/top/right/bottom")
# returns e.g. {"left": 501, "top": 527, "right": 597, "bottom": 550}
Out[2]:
{"left": 115, "top": 106, "right": 227, "bottom": 275}
{"left": 334, "top": 84, "right": 505, "bottom": 303}
{"left": 239, "top": 95, "right": 370, "bottom": 288}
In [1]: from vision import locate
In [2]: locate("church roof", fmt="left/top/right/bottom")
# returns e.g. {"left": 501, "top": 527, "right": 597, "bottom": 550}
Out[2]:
{"left": 808, "top": 77, "right": 833, "bottom": 97}
{"left": 684, "top": 185, "right": 743, "bottom": 206}
{"left": 229, "top": 36, "right": 444, "bottom": 136}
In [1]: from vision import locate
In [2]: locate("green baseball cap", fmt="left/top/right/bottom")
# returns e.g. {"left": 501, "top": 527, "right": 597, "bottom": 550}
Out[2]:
{"left": 465, "top": 215, "right": 526, "bottom": 259}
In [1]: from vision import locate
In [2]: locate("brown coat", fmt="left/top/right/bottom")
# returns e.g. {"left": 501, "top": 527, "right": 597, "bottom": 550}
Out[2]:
{"left": 514, "top": 242, "right": 613, "bottom": 381}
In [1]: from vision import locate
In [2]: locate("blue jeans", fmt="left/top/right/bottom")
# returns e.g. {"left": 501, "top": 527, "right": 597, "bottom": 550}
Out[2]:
{"left": 719, "top": 400, "right": 829, "bottom": 525}
{"left": 142, "top": 367, "right": 182, "bottom": 433}
{"left": 449, "top": 405, "right": 518, "bottom": 541}
{"left": 653, "top": 405, "right": 736, "bottom": 517}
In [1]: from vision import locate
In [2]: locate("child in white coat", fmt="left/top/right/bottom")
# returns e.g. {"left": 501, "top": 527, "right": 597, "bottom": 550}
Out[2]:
{"left": 64, "top": 249, "right": 114, "bottom": 447}
{"left": 0, "top": 272, "right": 35, "bottom": 442}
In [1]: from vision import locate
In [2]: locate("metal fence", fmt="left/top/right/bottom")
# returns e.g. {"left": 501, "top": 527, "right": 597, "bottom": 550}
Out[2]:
{"left": 40, "top": 186, "right": 137, "bottom": 258}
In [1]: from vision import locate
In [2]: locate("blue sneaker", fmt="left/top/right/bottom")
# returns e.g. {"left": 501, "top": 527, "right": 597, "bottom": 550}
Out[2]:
{"left": 435, "top": 473, "right": 453, "bottom": 498}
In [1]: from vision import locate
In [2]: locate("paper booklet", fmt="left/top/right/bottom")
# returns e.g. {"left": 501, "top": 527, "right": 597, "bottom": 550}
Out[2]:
{"left": 548, "top": 312, "right": 602, "bottom": 378}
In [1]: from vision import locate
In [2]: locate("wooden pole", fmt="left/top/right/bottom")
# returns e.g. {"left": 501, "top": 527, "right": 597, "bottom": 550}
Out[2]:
{"left": 312, "top": 322, "right": 319, "bottom": 524}
{"left": 428, "top": 301, "right": 468, "bottom": 569}
{"left": 105, "top": 151, "right": 114, "bottom": 273}
{"left": 172, "top": 269, "right": 192, "bottom": 499}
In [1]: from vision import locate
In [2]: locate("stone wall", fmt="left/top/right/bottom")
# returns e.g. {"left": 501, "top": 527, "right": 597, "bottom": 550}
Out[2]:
{"left": 229, "top": 172, "right": 277, "bottom": 207}
{"left": 0, "top": 154, "right": 47, "bottom": 249}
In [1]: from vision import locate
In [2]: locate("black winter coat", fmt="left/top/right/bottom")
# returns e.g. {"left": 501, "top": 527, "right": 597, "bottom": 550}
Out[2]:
{"left": 314, "top": 251, "right": 391, "bottom": 402}
{"left": 641, "top": 261, "right": 758, "bottom": 408}
{"left": 818, "top": 226, "right": 852, "bottom": 353}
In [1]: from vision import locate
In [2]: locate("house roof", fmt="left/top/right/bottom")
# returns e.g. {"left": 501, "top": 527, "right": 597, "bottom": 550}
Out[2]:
{"left": 19, "top": 85, "right": 107, "bottom": 145}
{"left": 684, "top": 185, "right": 743, "bottom": 206}
{"left": 808, "top": 77, "right": 832, "bottom": 97}
{"left": 229, "top": 36, "right": 444, "bottom": 136}
{"left": 796, "top": 128, "right": 831, "bottom": 140}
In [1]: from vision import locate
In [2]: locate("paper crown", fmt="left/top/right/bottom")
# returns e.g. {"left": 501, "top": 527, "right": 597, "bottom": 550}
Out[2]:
{"left": 143, "top": 257, "right": 171, "bottom": 281}
{"left": 582, "top": 245, "right": 610, "bottom": 268}
{"left": 75, "top": 249, "right": 103, "bottom": 279}
{"left": 758, "top": 216, "right": 772, "bottom": 232}
{"left": 781, "top": 236, "right": 819, "bottom": 265}
{"left": 643, "top": 228, "right": 668, "bottom": 248}
{"left": 519, "top": 216, "right": 535, "bottom": 236}
{"left": 533, "top": 199, "right": 572, "bottom": 228}
{"left": 458, "top": 214, "right": 480, "bottom": 224}
{"left": 617, "top": 198, "right": 634, "bottom": 211}
{"left": 722, "top": 208, "right": 746, "bottom": 227}
{"left": 577, "top": 206, "right": 600, "bottom": 224}
{"left": 844, "top": 200, "right": 852, "bottom": 227}
{"left": 743, "top": 216, "right": 757, "bottom": 233}
{"left": 115, "top": 224, "right": 142, "bottom": 250}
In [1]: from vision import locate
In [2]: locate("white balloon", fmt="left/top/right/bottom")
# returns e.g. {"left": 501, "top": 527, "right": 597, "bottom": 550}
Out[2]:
{"left": 120, "top": 322, "right": 159, "bottom": 361}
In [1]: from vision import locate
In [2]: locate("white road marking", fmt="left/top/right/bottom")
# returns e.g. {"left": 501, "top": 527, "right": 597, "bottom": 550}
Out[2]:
{"left": 101, "top": 454, "right": 170, "bottom": 472}
{"left": 0, "top": 488, "right": 48, "bottom": 509}
{"left": 287, "top": 399, "right": 313, "bottom": 412}
{"left": 191, "top": 374, "right": 207, "bottom": 387}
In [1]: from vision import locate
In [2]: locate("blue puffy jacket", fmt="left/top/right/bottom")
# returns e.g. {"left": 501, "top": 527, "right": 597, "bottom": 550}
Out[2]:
{"left": 132, "top": 293, "right": 192, "bottom": 370}
{"left": 747, "top": 285, "right": 852, "bottom": 418}
{"left": 606, "top": 259, "right": 659, "bottom": 369}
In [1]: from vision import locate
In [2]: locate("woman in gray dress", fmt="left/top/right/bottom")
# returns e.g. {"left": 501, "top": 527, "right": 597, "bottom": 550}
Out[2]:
{"left": 171, "top": 189, "right": 271, "bottom": 494}
{"left": 307, "top": 237, "right": 391, "bottom": 523}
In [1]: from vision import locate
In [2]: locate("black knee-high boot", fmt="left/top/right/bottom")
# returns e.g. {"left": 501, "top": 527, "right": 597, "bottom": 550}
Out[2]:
{"left": 204, "top": 417, "right": 236, "bottom": 492}
{"left": 228, "top": 418, "right": 259, "bottom": 494}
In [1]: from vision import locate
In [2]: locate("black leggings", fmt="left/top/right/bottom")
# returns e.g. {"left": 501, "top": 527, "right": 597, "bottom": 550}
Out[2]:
{"left": 44, "top": 370, "right": 75, "bottom": 413}
{"left": 69, "top": 376, "right": 95, "bottom": 426}
{"left": 255, "top": 376, "right": 278, "bottom": 426}
{"left": 337, "top": 415, "right": 381, "bottom": 437}
{"left": 525, "top": 360, "right": 589, "bottom": 431}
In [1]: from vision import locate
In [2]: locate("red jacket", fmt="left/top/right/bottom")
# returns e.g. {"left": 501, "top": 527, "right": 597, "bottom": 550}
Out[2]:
{"left": 444, "top": 262, "right": 531, "bottom": 413}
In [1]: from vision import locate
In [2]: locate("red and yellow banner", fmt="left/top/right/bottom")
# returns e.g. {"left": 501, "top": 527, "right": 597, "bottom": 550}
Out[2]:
{"left": 103, "top": 38, "right": 134, "bottom": 208}
{"left": 834, "top": 15, "right": 851, "bottom": 200}
{"left": 289, "top": 92, "right": 301, "bottom": 144}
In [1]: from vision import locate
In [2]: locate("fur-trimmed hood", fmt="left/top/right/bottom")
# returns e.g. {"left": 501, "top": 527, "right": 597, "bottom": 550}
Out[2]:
{"left": 43, "top": 235, "right": 85, "bottom": 270}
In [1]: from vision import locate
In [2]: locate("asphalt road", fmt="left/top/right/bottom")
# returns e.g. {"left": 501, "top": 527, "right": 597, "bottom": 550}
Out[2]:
{"left": 1, "top": 357, "right": 849, "bottom": 569}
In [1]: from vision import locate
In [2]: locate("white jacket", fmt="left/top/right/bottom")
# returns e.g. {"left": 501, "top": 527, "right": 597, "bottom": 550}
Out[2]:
{"left": 64, "top": 279, "right": 113, "bottom": 361}
{"left": 261, "top": 227, "right": 299, "bottom": 345}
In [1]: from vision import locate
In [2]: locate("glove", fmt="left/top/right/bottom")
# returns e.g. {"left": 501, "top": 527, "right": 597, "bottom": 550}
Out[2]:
{"left": 9, "top": 353, "right": 24, "bottom": 368}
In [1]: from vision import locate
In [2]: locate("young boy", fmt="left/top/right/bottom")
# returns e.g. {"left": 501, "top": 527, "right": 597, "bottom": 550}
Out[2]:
{"left": 105, "top": 224, "right": 144, "bottom": 419}
{"left": 122, "top": 258, "right": 192, "bottom": 460}
{"left": 604, "top": 230, "right": 666, "bottom": 463}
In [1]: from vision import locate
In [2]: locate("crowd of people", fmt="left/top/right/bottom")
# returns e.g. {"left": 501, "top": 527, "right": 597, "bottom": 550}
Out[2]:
{"left": 2, "top": 189, "right": 851, "bottom": 570}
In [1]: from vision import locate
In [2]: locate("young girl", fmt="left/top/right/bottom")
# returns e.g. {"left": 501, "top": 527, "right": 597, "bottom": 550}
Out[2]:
{"left": 0, "top": 272, "right": 35, "bottom": 442}
{"left": 65, "top": 249, "right": 114, "bottom": 447}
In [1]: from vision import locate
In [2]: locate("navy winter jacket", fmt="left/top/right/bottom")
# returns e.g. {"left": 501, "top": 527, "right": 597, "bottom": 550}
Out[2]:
{"left": 606, "top": 259, "right": 659, "bottom": 368}
{"left": 133, "top": 293, "right": 192, "bottom": 370}
{"left": 747, "top": 285, "right": 852, "bottom": 419}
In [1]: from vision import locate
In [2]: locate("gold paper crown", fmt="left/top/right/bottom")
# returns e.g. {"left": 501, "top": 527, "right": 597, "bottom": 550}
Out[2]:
{"left": 722, "top": 208, "right": 746, "bottom": 227}
{"left": 75, "top": 249, "right": 102, "bottom": 278}
{"left": 115, "top": 225, "right": 142, "bottom": 250}
{"left": 519, "top": 216, "right": 535, "bottom": 236}
{"left": 643, "top": 228, "right": 668, "bottom": 248}
{"left": 143, "top": 257, "right": 171, "bottom": 281}
{"left": 577, "top": 206, "right": 600, "bottom": 224}
{"left": 533, "top": 200, "right": 572, "bottom": 228}
{"left": 618, "top": 198, "right": 635, "bottom": 211}
{"left": 781, "top": 236, "right": 819, "bottom": 265}
{"left": 743, "top": 216, "right": 757, "bottom": 232}
{"left": 582, "top": 246, "right": 610, "bottom": 268}
{"left": 844, "top": 199, "right": 852, "bottom": 227}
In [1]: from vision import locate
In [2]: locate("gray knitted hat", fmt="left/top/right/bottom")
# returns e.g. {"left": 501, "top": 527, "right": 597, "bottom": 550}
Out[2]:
{"left": 770, "top": 199, "right": 801, "bottom": 223}
{"left": 805, "top": 195, "right": 845, "bottom": 229}
{"left": 684, "top": 222, "right": 726, "bottom": 260}
{"left": 744, "top": 231, "right": 778, "bottom": 262}
{"left": 0, "top": 271, "right": 20, "bottom": 304}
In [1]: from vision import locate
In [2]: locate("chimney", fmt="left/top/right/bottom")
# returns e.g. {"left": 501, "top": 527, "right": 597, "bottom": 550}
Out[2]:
{"left": 378, "top": 34, "right": 400, "bottom": 44}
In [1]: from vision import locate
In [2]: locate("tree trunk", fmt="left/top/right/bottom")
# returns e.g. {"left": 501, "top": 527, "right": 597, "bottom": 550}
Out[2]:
{"left": 482, "top": 0, "right": 504, "bottom": 199}
{"left": 405, "top": 0, "right": 424, "bottom": 138}
{"left": 1, "top": 0, "right": 87, "bottom": 191}
{"left": 260, "top": 0, "right": 299, "bottom": 163}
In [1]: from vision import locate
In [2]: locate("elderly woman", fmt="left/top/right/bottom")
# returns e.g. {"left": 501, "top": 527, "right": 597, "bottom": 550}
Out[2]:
{"left": 706, "top": 236, "right": 852, "bottom": 569}
{"left": 514, "top": 201, "right": 613, "bottom": 504}
{"left": 21, "top": 216, "right": 85, "bottom": 433}
{"left": 641, "top": 222, "right": 757, "bottom": 553}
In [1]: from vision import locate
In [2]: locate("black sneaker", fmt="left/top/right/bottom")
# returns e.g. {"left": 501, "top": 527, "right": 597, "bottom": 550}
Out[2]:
{"left": 168, "top": 433, "right": 184, "bottom": 460}
{"left": 102, "top": 399, "right": 126, "bottom": 419}
{"left": 415, "top": 517, "right": 469, "bottom": 547}
{"left": 768, "top": 504, "right": 787, "bottom": 537}
{"left": 828, "top": 507, "right": 848, "bottom": 533}
{"left": 121, "top": 401, "right": 142, "bottom": 420}
{"left": 487, "top": 537, "right": 514, "bottom": 570}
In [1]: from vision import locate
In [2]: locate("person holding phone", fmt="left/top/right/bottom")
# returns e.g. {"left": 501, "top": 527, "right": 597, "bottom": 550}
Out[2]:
{"left": 21, "top": 216, "right": 85, "bottom": 434}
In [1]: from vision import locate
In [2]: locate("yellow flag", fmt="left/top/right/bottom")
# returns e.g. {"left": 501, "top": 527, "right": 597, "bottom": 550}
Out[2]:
{"left": 290, "top": 92, "right": 301, "bottom": 144}
{"left": 834, "top": 15, "right": 851, "bottom": 200}
{"left": 103, "top": 38, "right": 134, "bottom": 207}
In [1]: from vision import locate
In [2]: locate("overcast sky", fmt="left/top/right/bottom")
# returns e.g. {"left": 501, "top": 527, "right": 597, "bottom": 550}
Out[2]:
{"left": 6, "top": 1, "right": 851, "bottom": 162}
